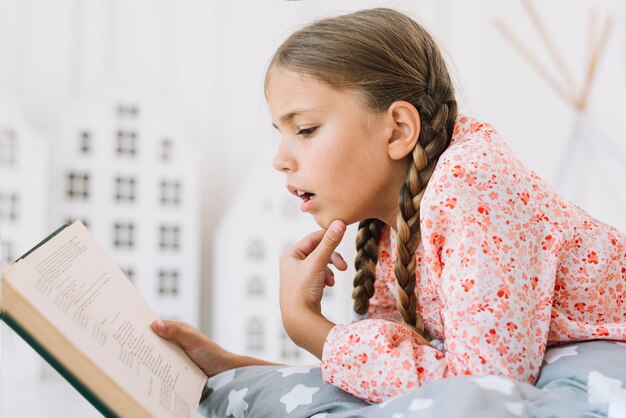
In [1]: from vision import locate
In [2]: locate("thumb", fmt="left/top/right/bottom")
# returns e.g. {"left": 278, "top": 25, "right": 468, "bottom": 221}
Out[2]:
{"left": 151, "top": 319, "right": 203, "bottom": 350}
{"left": 311, "top": 220, "right": 346, "bottom": 263}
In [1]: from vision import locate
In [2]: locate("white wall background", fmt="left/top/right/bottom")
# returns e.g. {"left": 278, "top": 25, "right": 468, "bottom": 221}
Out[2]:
{"left": 1, "top": 0, "right": 625, "bottom": 416}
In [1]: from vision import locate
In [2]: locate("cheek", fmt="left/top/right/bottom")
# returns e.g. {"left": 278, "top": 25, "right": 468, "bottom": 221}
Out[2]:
{"left": 311, "top": 152, "right": 345, "bottom": 183}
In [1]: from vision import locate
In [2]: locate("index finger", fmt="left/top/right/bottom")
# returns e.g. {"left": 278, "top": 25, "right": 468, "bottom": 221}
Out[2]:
{"left": 289, "top": 229, "right": 326, "bottom": 260}
{"left": 309, "top": 220, "right": 346, "bottom": 264}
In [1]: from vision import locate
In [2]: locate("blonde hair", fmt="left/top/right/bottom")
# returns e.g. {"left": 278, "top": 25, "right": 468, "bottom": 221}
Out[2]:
{"left": 267, "top": 8, "right": 457, "bottom": 344}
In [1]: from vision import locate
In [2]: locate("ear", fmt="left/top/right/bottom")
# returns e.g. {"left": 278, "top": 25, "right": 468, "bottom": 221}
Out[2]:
{"left": 385, "top": 101, "right": 421, "bottom": 161}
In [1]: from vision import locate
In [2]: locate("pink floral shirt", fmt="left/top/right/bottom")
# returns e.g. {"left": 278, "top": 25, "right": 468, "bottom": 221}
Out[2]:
{"left": 321, "top": 114, "right": 626, "bottom": 403}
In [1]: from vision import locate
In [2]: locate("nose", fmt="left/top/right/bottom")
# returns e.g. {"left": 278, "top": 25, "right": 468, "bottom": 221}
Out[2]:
{"left": 272, "top": 140, "right": 297, "bottom": 173}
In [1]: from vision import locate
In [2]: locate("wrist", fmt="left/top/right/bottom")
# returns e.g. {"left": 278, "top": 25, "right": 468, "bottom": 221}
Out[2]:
{"left": 218, "top": 351, "right": 241, "bottom": 374}
{"left": 282, "top": 309, "right": 335, "bottom": 359}
{"left": 280, "top": 302, "right": 316, "bottom": 340}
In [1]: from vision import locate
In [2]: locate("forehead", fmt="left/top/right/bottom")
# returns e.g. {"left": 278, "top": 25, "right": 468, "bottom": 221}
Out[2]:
{"left": 266, "top": 69, "right": 335, "bottom": 112}
{"left": 266, "top": 67, "right": 374, "bottom": 127}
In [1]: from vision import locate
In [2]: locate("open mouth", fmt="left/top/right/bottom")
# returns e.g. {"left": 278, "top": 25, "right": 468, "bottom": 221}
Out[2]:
{"left": 287, "top": 185, "right": 317, "bottom": 212}
{"left": 296, "top": 190, "right": 316, "bottom": 202}
{"left": 287, "top": 185, "right": 316, "bottom": 201}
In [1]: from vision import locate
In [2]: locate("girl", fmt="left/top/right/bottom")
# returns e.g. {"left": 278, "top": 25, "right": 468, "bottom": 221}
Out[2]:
{"left": 152, "top": 7, "right": 626, "bottom": 404}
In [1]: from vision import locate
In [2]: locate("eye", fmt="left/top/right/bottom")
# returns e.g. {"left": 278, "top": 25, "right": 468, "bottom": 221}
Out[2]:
{"left": 297, "top": 127, "right": 318, "bottom": 137}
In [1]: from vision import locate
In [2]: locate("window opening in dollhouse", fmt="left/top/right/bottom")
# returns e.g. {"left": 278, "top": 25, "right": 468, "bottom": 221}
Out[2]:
{"left": 123, "top": 267, "right": 135, "bottom": 283}
{"left": 79, "top": 130, "right": 91, "bottom": 154}
{"left": 246, "top": 275, "right": 265, "bottom": 296}
{"left": 246, "top": 318, "right": 265, "bottom": 351}
{"left": 0, "top": 193, "right": 18, "bottom": 221}
{"left": 116, "top": 130, "right": 137, "bottom": 156}
{"left": 114, "top": 222, "right": 135, "bottom": 248}
{"left": 247, "top": 240, "right": 265, "bottom": 260}
{"left": 158, "top": 269, "right": 179, "bottom": 295}
{"left": 115, "top": 176, "right": 137, "bottom": 203}
{"left": 159, "top": 225, "right": 180, "bottom": 250}
{"left": 0, "top": 128, "right": 16, "bottom": 166}
{"left": 117, "top": 104, "right": 139, "bottom": 119}
{"left": 66, "top": 172, "right": 90, "bottom": 199}
{"left": 1, "top": 240, "right": 15, "bottom": 265}
{"left": 161, "top": 138, "right": 172, "bottom": 161}
{"left": 160, "top": 180, "right": 181, "bottom": 205}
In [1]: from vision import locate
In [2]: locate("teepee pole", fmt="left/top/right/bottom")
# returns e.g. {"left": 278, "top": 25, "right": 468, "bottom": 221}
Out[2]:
{"left": 521, "top": 0, "right": 578, "bottom": 95}
{"left": 586, "top": 8, "right": 598, "bottom": 80}
{"left": 578, "top": 15, "right": 614, "bottom": 110}
{"left": 494, "top": 19, "right": 576, "bottom": 107}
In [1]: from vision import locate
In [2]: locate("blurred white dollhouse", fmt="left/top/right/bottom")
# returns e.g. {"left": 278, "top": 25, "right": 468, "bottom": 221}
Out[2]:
{"left": 212, "top": 158, "right": 356, "bottom": 365}
{"left": 49, "top": 91, "right": 201, "bottom": 326}
{"left": 0, "top": 98, "right": 55, "bottom": 406}
{"left": 0, "top": 99, "right": 49, "bottom": 270}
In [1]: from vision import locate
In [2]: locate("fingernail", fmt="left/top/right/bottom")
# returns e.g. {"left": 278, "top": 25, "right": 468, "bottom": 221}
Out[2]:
{"left": 331, "top": 221, "right": 344, "bottom": 234}
{"left": 155, "top": 321, "right": 165, "bottom": 332}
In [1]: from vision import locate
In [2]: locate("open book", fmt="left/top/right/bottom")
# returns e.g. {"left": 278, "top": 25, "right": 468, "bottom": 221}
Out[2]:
{"left": 0, "top": 221, "right": 207, "bottom": 418}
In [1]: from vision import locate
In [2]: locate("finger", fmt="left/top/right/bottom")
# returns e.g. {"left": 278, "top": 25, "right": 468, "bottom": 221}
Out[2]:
{"left": 289, "top": 230, "right": 326, "bottom": 260}
{"left": 151, "top": 319, "right": 204, "bottom": 349}
{"left": 324, "top": 267, "right": 335, "bottom": 287}
{"left": 310, "top": 220, "right": 346, "bottom": 265}
{"left": 329, "top": 251, "right": 348, "bottom": 271}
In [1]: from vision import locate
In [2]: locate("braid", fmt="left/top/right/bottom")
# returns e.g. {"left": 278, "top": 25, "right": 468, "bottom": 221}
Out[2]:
{"left": 394, "top": 97, "right": 457, "bottom": 345}
{"left": 352, "top": 219, "right": 384, "bottom": 315}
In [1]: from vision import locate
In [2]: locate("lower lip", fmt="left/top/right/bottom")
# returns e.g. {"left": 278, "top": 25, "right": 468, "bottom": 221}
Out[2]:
{"left": 300, "top": 196, "right": 316, "bottom": 212}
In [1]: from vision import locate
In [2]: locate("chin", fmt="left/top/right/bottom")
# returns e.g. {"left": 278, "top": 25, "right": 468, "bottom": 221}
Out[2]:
{"left": 311, "top": 213, "right": 357, "bottom": 230}
{"left": 310, "top": 215, "right": 331, "bottom": 230}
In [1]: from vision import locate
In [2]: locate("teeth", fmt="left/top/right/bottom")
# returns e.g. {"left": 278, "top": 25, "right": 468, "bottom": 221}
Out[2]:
{"left": 297, "top": 190, "right": 306, "bottom": 196}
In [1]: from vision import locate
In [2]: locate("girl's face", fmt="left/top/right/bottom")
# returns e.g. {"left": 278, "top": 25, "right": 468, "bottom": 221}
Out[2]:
{"left": 266, "top": 67, "right": 406, "bottom": 229}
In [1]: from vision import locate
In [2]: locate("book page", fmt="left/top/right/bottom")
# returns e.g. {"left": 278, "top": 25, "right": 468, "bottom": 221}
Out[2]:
{"left": 6, "top": 222, "right": 207, "bottom": 418}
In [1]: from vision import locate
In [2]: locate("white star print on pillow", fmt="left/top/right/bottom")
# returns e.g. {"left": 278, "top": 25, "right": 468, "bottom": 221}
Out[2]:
{"left": 280, "top": 384, "right": 320, "bottom": 413}
{"left": 225, "top": 388, "right": 249, "bottom": 418}
{"left": 587, "top": 371, "right": 626, "bottom": 418}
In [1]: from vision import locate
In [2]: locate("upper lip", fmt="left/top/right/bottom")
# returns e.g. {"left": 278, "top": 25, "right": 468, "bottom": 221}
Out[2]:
{"left": 287, "top": 184, "right": 314, "bottom": 198}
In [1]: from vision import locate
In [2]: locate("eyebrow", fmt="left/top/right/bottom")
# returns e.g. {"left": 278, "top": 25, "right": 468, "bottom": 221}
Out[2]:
{"left": 272, "top": 109, "right": 320, "bottom": 130}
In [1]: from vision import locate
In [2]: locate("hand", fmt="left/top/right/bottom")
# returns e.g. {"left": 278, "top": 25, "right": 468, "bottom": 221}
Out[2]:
{"left": 278, "top": 220, "right": 347, "bottom": 358}
{"left": 279, "top": 220, "right": 348, "bottom": 315}
{"left": 151, "top": 319, "right": 235, "bottom": 377}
